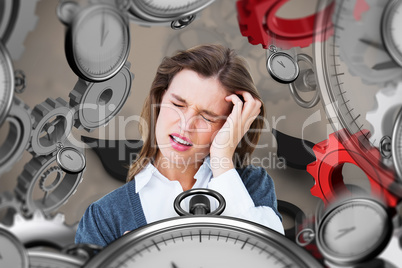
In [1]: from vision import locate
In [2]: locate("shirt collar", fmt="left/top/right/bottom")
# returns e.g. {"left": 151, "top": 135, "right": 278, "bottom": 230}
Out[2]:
{"left": 134, "top": 156, "right": 212, "bottom": 193}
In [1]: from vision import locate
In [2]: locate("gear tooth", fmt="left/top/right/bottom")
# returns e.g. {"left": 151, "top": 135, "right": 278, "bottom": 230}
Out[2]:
{"left": 55, "top": 97, "right": 68, "bottom": 107}
{"left": 54, "top": 213, "right": 65, "bottom": 223}
{"left": 32, "top": 103, "right": 49, "bottom": 119}
{"left": 1, "top": 211, "right": 76, "bottom": 248}
{"left": 14, "top": 186, "right": 26, "bottom": 202}
{"left": 365, "top": 82, "right": 402, "bottom": 147}
{"left": 44, "top": 98, "right": 59, "bottom": 109}
{"left": 310, "top": 184, "right": 321, "bottom": 198}
{"left": 14, "top": 213, "right": 24, "bottom": 223}
{"left": 33, "top": 210, "right": 43, "bottom": 219}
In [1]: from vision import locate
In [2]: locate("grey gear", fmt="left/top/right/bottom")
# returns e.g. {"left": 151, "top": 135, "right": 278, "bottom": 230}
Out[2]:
{"left": 0, "top": 0, "right": 40, "bottom": 60}
{"left": 0, "top": 191, "right": 23, "bottom": 226}
{"left": 366, "top": 82, "right": 402, "bottom": 147}
{"left": 15, "top": 150, "right": 83, "bottom": 216}
{"left": 337, "top": 0, "right": 402, "bottom": 86}
{"left": 69, "top": 62, "right": 133, "bottom": 132}
{"left": 0, "top": 96, "right": 33, "bottom": 176}
{"left": 0, "top": 210, "right": 77, "bottom": 249}
{"left": 29, "top": 97, "right": 74, "bottom": 157}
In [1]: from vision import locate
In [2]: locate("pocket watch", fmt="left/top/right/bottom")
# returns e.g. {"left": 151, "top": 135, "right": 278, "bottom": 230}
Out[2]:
{"left": 64, "top": 3, "right": 130, "bottom": 82}
{"left": 266, "top": 45, "right": 299, "bottom": 84}
{"left": 382, "top": 0, "right": 402, "bottom": 67}
{"left": 0, "top": 227, "right": 28, "bottom": 268}
{"left": 127, "top": 0, "right": 215, "bottom": 28}
{"left": 316, "top": 198, "right": 392, "bottom": 266}
{"left": 84, "top": 189, "right": 322, "bottom": 268}
{"left": 297, "top": 197, "right": 393, "bottom": 266}
{"left": 313, "top": 0, "right": 402, "bottom": 197}
{"left": 55, "top": 142, "right": 86, "bottom": 174}
{"left": 392, "top": 108, "right": 402, "bottom": 181}
{"left": 0, "top": 41, "right": 14, "bottom": 127}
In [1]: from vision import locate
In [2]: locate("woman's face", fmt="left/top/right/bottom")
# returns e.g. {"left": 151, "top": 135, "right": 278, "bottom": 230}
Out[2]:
{"left": 155, "top": 69, "right": 232, "bottom": 167}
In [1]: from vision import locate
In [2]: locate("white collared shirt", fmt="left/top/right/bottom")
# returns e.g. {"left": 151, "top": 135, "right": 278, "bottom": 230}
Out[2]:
{"left": 134, "top": 156, "right": 284, "bottom": 234}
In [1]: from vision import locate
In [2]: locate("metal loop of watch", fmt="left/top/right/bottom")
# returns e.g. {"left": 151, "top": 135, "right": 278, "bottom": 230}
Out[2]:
{"left": 115, "top": 0, "right": 131, "bottom": 12}
{"left": 171, "top": 15, "right": 196, "bottom": 30}
{"left": 174, "top": 188, "right": 226, "bottom": 216}
{"left": 14, "top": 70, "right": 26, "bottom": 94}
{"left": 288, "top": 53, "right": 320, "bottom": 109}
{"left": 295, "top": 228, "right": 315, "bottom": 247}
{"left": 268, "top": 44, "right": 278, "bottom": 54}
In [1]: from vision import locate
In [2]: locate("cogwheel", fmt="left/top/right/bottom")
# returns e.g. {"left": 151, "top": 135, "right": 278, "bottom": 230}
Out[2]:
{"left": 0, "top": 0, "right": 40, "bottom": 60}
{"left": 69, "top": 62, "right": 133, "bottom": 132}
{"left": 0, "top": 96, "right": 33, "bottom": 176}
{"left": 337, "top": 0, "right": 402, "bottom": 86}
{"left": 0, "top": 210, "right": 77, "bottom": 249}
{"left": 366, "top": 82, "right": 402, "bottom": 147}
{"left": 0, "top": 191, "right": 23, "bottom": 226}
{"left": 236, "top": 0, "right": 279, "bottom": 49}
{"left": 15, "top": 152, "right": 83, "bottom": 216}
{"left": 306, "top": 129, "right": 399, "bottom": 207}
{"left": 236, "top": 0, "right": 333, "bottom": 49}
{"left": 39, "top": 166, "right": 64, "bottom": 194}
{"left": 28, "top": 97, "right": 74, "bottom": 157}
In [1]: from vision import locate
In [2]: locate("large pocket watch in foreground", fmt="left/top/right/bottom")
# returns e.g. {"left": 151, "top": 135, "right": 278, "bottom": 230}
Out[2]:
{"left": 84, "top": 189, "right": 322, "bottom": 268}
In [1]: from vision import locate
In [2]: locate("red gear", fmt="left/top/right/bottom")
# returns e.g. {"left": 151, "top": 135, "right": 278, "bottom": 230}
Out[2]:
{"left": 236, "top": 0, "right": 334, "bottom": 49}
{"left": 306, "top": 129, "right": 401, "bottom": 208}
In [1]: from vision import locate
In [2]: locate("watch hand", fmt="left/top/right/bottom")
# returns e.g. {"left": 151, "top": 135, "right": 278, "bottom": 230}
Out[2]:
{"left": 100, "top": 10, "right": 109, "bottom": 47}
{"left": 171, "top": 261, "right": 178, "bottom": 268}
{"left": 359, "top": 38, "right": 385, "bottom": 51}
{"left": 277, "top": 60, "right": 286, "bottom": 68}
{"left": 372, "top": 60, "right": 400, "bottom": 70}
{"left": 334, "top": 226, "right": 356, "bottom": 240}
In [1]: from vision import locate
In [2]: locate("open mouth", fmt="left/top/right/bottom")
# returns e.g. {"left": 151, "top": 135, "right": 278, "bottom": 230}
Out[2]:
{"left": 169, "top": 135, "right": 193, "bottom": 146}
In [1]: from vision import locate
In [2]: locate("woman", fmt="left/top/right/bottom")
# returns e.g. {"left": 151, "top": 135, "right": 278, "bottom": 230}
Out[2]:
{"left": 75, "top": 44, "right": 284, "bottom": 248}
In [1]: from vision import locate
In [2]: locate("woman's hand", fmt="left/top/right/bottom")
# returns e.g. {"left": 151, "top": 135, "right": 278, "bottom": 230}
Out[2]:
{"left": 209, "top": 91, "right": 261, "bottom": 177}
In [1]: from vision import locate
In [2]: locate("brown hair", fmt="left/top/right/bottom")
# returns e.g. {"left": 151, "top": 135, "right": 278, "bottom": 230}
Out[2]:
{"left": 127, "top": 44, "right": 265, "bottom": 182}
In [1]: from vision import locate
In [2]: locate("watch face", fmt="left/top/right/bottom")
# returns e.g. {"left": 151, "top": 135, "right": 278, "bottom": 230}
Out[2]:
{"left": 317, "top": 198, "right": 392, "bottom": 265}
{"left": 85, "top": 216, "right": 322, "bottom": 268}
{"left": 382, "top": 0, "right": 402, "bottom": 66}
{"left": 128, "top": 0, "right": 216, "bottom": 22}
{"left": 65, "top": 4, "right": 130, "bottom": 82}
{"left": 0, "top": 228, "right": 28, "bottom": 268}
{"left": 0, "top": 41, "right": 14, "bottom": 126}
{"left": 267, "top": 52, "right": 299, "bottom": 83}
{"left": 28, "top": 250, "right": 85, "bottom": 268}
{"left": 56, "top": 147, "right": 86, "bottom": 174}
{"left": 392, "top": 108, "right": 402, "bottom": 180}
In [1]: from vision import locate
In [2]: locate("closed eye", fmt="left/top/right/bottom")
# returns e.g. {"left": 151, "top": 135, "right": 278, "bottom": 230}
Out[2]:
{"left": 200, "top": 114, "right": 214, "bottom": 123}
{"left": 172, "top": 102, "right": 184, "bottom": 108}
